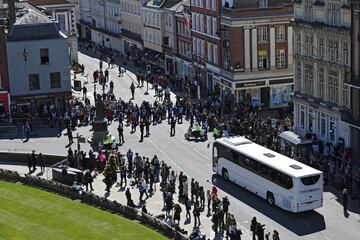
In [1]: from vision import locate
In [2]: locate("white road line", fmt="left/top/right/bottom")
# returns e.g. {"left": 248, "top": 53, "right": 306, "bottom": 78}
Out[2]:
{"left": 323, "top": 236, "right": 330, "bottom": 240}
{"left": 192, "top": 147, "right": 209, "bottom": 160}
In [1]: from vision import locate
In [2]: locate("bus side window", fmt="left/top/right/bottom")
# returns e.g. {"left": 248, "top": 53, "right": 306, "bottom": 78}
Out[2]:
{"left": 213, "top": 146, "right": 218, "bottom": 160}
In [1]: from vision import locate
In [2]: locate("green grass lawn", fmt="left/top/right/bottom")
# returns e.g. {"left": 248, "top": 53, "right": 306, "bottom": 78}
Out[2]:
{"left": 0, "top": 180, "right": 167, "bottom": 240}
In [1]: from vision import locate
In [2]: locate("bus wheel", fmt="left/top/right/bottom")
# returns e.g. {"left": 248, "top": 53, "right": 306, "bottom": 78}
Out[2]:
{"left": 267, "top": 192, "right": 275, "bottom": 206}
{"left": 222, "top": 169, "right": 229, "bottom": 181}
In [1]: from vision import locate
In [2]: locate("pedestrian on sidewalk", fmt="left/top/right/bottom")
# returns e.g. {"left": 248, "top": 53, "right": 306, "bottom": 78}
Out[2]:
{"left": 207, "top": 190, "right": 212, "bottom": 215}
{"left": 170, "top": 117, "right": 176, "bottom": 136}
{"left": 126, "top": 187, "right": 136, "bottom": 208}
{"left": 250, "top": 217, "right": 258, "bottom": 240}
{"left": 272, "top": 230, "right": 280, "bottom": 240}
{"left": 223, "top": 196, "right": 230, "bottom": 218}
{"left": 130, "top": 83, "right": 135, "bottom": 99}
{"left": 120, "top": 165, "right": 127, "bottom": 187}
{"left": 185, "top": 198, "right": 191, "bottom": 219}
{"left": 173, "top": 204, "right": 182, "bottom": 225}
{"left": 39, "top": 153, "right": 45, "bottom": 172}
{"left": 117, "top": 124, "right": 125, "bottom": 144}
{"left": 67, "top": 126, "right": 73, "bottom": 144}
{"left": 82, "top": 86, "right": 87, "bottom": 99}
{"left": 343, "top": 188, "right": 349, "bottom": 215}
{"left": 138, "top": 178, "right": 149, "bottom": 202}
{"left": 31, "top": 150, "right": 37, "bottom": 172}
{"left": 83, "top": 170, "right": 94, "bottom": 191}
{"left": 139, "top": 121, "right": 144, "bottom": 142}
{"left": 193, "top": 202, "right": 201, "bottom": 229}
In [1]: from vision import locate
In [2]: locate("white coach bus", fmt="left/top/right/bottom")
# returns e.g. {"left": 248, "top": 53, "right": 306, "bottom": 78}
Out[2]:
{"left": 213, "top": 136, "right": 323, "bottom": 212}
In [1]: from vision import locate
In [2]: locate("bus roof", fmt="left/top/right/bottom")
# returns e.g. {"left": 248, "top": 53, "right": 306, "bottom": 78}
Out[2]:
{"left": 215, "top": 136, "right": 322, "bottom": 178}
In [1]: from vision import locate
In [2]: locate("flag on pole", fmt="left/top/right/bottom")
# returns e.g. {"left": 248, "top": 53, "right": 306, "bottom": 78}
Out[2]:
{"left": 184, "top": 10, "right": 191, "bottom": 30}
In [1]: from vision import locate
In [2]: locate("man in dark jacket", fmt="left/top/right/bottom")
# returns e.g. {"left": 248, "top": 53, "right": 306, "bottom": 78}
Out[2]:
{"left": 117, "top": 124, "right": 124, "bottom": 144}
{"left": 83, "top": 170, "right": 94, "bottom": 191}
{"left": 31, "top": 150, "right": 37, "bottom": 172}
{"left": 343, "top": 188, "right": 349, "bottom": 214}
{"left": 250, "top": 217, "right": 257, "bottom": 240}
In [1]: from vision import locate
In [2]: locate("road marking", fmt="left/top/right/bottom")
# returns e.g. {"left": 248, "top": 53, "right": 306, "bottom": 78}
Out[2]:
{"left": 192, "top": 147, "right": 209, "bottom": 160}
{"left": 323, "top": 236, "right": 330, "bottom": 240}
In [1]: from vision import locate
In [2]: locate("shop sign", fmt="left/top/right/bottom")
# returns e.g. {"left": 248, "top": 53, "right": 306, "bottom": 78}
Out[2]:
{"left": 236, "top": 81, "right": 265, "bottom": 88}
{"left": 269, "top": 78, "right": 293, "bottom": 85}
{"left": 221, "top": 79, "right": 232, "bottom": 88}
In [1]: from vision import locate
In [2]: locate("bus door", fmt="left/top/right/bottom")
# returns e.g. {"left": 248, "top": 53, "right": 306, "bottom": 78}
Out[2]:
{"left": 213, "top": 143, "right": 219, "bottom": 172}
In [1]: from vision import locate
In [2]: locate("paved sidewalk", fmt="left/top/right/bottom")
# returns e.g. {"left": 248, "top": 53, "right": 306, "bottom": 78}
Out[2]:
{"left": 0, "top": 164, "right": 252, "bottom": 240}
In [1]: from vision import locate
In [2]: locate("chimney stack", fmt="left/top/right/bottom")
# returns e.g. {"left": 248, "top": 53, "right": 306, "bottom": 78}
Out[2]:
{"left": 7, "top": 0, "right": 16, "bottom": 30}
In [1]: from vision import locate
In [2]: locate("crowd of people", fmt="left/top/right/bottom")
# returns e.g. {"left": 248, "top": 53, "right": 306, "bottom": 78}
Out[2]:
{"left": 64, "top": 145, "right": 283, "bottom": 240}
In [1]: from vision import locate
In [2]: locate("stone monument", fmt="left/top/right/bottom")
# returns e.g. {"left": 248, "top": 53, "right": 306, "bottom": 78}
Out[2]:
{"left": 89, "top": 97, "right": 108, "bottom": 145}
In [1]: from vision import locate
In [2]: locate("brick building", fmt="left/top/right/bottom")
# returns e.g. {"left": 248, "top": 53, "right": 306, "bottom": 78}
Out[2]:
{"left": 174, "top": 0, "right": 193, "bottom": 91}
{"left": 190, "top": 0, "right": 221, "bottom": 98}
{"left": 218, "top": 0, "right": 294, "bottom": 108}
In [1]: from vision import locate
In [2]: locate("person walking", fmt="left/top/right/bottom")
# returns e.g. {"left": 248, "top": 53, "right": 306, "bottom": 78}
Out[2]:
{"left": 207, "top": 189, "right": 212, "bottom": 215}
{"left": 170, "top": 117, "right": 176, "bottom": 136}
{"left": 223, "top": 196, "right": 230, "bottom": 218}
{"left": 173, "top": 204, "right": 182, "bottom": 225}
{"left": 250, "top": 217, "right": 258, "bottom": 240}
{"left": 185, "top": 198, "right": 191, "bottom": 219}
{"left": 272, "top": 230, "right": 280, "bottom": 240}
{"left": 31, "top": 150, "right": 37, "bottom": 172}
{"left": 120, "top": 165, "right": 127, "bottom": 187}
{"left": 138, "top": 178, "right": 149, "bottom": 202}
{"left": 38, "top": 153, "right": 45, "bottom": 172}
{"left": 67, "top": 126, "right": 73, "bottom": 144}
{"left": 82, "top": 86, "right": 87, "bottom": 99}
{"left": 130, "top": 83, "right": 135, "bottom": 99}
{"left": 343, "top": 188, "right": 349, "bottom": 214}
{"left": 193, "top": 203, "right": 201, "bottom": 229}
{"left": 145, "top": 118, "right": 150, "bottom": 136}
{"left": 83, "top": 170, "right": 94, "bottom": 191}
{"left": 117, "top": 124, "right": 125, "bottom": 144}
{"left": 139, "top": 121, "right": 144, "bottom": 142}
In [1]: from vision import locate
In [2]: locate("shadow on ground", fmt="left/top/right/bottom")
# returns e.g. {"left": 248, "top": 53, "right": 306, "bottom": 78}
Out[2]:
{"left": 212, "top": 174, "right": 326, "bottom": 236}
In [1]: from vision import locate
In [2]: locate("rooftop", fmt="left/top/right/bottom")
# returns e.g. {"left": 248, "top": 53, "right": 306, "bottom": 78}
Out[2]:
{"left": 28, "top": 0, "right": 71, "bottom": 6}
{"left": 7, "top": 8, "right": 63, "bottom": 41}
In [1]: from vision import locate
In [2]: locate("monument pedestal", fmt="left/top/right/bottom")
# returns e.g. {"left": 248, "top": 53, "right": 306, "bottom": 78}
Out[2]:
{"left": 89, "top": 119, "right": 108, "bottom": 145}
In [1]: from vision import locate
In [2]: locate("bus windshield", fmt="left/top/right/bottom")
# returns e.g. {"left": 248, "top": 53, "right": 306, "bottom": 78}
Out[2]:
{"left": 300, "top": 174, "right": 321, "bottom": 186}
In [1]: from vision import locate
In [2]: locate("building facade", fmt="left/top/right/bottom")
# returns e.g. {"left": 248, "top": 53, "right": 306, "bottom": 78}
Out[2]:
{"left": 121, "top": 0, "right": 144, "bottom": 58}
{"left": 190, "top": 0, "right": 221, "bottom": 98}
{"left": 293, "top": 0, "right": 352, "bottom": 147}
{"left": 6, "top": 10, "right": 71, "bottom": 116}
{"left": 29, "top": 0, "right": 79, "bottom": 63}
{"left": 142, "top": 0, "right": 181, "bottom": 74}
{"left": 79, "top": 0, "right": 122, "bottom": 52}
{"left": 219, "top": 0, "right": 294, "bottom": 108}
{"left": 174, "top": 0, "right": 193, "bottom": 91}
{"left": 347, "top": 0, "right": 360, "bottom": 164}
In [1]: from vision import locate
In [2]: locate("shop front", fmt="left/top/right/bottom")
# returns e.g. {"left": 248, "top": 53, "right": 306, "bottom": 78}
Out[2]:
{"left": 0, "top": 91, "right": 10, "bottom": 115}
{"left": 175, "top": 57, "right": 192, "bottom": 92}
{"left": 123, "top": 38, "right": 142, "bottom": 58}
{"left": 234, "top": 78, "right": 293, "bottom": 109}
{"left": 11, "top": 92, "right": 71, "bottom": 117}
